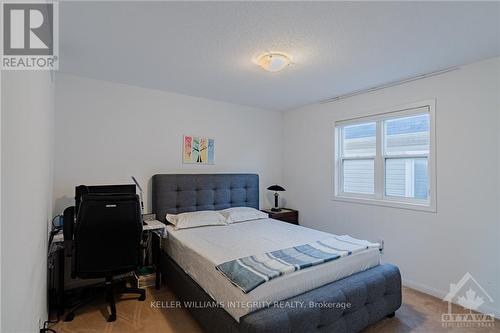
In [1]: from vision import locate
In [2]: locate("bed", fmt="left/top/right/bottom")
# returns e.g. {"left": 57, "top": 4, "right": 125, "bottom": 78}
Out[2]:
{"left": 152, "top": 174, "right": 401, "bottom": 333}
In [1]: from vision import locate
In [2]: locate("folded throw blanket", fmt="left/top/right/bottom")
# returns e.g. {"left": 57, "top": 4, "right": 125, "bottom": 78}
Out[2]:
{"left": 216, "top": 236, "right": 379, "bottom": 293}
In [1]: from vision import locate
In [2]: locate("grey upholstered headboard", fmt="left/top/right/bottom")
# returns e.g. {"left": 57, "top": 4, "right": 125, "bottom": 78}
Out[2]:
{"left": 152, "top": 174, "right": 259, "bottom": 222}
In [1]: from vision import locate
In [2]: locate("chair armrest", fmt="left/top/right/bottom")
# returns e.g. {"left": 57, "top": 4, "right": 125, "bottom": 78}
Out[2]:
{"left": 63, "top": 206, "right": 75, "bottom": 265}
{"left": 63, "top": 206, "right": 75, "bottom": 241}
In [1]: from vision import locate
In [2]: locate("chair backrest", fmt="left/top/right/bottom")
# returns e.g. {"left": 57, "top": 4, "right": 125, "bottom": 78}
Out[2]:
{"left": 73, "top": 194, "right": 142, "bottom": 279}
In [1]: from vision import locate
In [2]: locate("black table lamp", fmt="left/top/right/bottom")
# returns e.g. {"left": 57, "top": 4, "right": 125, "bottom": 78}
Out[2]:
{"left": 267, "top": 185, "right": 285, "bottom": 212}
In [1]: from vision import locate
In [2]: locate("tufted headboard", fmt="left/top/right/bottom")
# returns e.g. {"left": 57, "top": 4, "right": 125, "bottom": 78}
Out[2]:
{"left": 152, "top": 174, "right": 259, "bottom": 223}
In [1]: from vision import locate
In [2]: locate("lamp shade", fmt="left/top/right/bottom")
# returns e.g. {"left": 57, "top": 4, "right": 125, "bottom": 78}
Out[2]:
{"left": 267, "top": 184, "right": 285, "bottom": 192}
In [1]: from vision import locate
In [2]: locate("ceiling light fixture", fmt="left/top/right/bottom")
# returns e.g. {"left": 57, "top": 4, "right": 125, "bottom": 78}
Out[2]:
{"left": 256, "top": 52, "right": 292, "bottom": 73}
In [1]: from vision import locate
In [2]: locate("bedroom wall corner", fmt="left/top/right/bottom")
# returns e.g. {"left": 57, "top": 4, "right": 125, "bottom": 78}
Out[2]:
{"left": 1, "top": 70, "right": 55, "bottom": 332}
{"left": 282, "top": 56, "right": 500, "bottom": 317}
{"left": 53, "top": 74, "right": 283, "bottom": 217}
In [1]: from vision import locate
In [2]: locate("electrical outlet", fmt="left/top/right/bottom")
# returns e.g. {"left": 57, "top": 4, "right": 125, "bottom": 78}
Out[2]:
{"left": 378, "top": 238, "right": 384, "bottom": 253}
{"left": 38, "top": 317, "right": 44, "bottom": 331}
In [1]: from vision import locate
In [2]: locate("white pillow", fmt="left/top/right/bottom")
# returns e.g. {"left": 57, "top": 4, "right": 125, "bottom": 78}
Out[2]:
{"left": 166, "top": 210, "right": 227, "bottom": 230}
{"left": 220, "top": 207, "right": 268, "bottom": 224}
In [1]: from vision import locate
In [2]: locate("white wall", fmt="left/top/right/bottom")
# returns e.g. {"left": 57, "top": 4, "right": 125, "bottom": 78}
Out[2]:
{"left": 282, "top": 57, "right": 500, "bottom": 316}
{"left": 53, "top": 74, "right": 283, "bottom": 215}
{"left": 1, "top": 71, "right": 55, "bottom": 332}
{"left": 52, "top": 58, "right": 500, "bottom": 318}
{"left": 498, "top": 58, "right": 500, "bottom": 318}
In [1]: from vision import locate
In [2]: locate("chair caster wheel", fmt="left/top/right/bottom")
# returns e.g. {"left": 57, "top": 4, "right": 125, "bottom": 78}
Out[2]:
{"left": 64, "top": 313, "right": 75, "bottom": 322}
{"left": 139, "top": 294, "right": 146, "bottom": 301}
{"left": 108, "top": 314, "right": 116, "bottom": 322}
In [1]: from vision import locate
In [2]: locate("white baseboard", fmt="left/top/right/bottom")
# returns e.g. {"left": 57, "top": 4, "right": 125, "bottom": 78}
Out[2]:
{"left": 402, "top": 278, "right": 500, "bottom": 319}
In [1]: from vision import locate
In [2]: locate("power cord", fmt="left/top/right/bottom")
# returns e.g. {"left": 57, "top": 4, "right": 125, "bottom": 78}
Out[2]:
{"left": 40, "top": 319, "right": 57, "bottom": 333}
{"left": 48, "top": 215, "right": 62, "bottom": 254}
{"left": 45, "top": 216, "right": 63, "bottom": 332}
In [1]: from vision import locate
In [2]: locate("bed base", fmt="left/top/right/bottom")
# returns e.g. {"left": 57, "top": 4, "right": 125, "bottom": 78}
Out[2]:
{"left": 161, "top": 253, "right": 402, "bottom": 333}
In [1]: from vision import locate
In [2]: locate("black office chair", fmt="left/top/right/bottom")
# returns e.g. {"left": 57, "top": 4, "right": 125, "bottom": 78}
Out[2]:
{"left": 63, "top": 193, "right": 145, "bottom": 322}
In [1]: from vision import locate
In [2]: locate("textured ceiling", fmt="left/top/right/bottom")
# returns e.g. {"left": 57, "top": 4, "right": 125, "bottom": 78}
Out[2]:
{"left": 59, "top": 1, "right": 500, "bottom": 111}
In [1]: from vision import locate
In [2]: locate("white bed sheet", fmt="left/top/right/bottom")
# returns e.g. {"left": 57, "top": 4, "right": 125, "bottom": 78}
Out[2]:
{"left": 164, "top": 218, "right": 380, "bottom": 321}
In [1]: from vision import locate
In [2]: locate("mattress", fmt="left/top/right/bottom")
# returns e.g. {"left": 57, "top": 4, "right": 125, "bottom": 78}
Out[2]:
{"left": 164, "top": 218, "right": 380, "bottom": 321}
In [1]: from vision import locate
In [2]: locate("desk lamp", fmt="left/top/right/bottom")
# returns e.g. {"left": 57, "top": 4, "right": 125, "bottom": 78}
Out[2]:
{"left": 267, "top": 185, "right": 285, "bottom": 212}
{"left": 131, "top": 176, "right": 144, "bottom": 215}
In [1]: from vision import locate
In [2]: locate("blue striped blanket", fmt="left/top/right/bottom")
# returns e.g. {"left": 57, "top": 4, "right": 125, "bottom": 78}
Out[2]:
{"left": 216, "top": 235, "right": 379, "bottom": 293}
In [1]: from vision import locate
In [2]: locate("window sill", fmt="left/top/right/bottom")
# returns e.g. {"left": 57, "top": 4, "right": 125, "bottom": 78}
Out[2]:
{"left": 332, "top": 195, "right": 436, "bottom": 213}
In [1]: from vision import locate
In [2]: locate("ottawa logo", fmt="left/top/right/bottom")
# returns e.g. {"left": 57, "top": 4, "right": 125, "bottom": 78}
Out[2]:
{"left": 442, "top": 272, "right": 495, "bottom": 329}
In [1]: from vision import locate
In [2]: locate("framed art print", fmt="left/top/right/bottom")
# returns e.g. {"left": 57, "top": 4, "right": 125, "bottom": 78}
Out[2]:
{"left": 183, "top": 135, "right": 214, "bottom": 164}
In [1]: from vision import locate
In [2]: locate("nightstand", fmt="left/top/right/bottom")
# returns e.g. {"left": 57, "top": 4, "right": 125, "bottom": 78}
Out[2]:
{"left": 261, "top": 208, "right": 299, "bottom": 225}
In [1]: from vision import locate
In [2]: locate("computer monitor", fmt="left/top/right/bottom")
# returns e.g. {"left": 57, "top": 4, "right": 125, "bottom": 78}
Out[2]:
{"left": 75, "top": 184, "right": 136, "bottom": 215}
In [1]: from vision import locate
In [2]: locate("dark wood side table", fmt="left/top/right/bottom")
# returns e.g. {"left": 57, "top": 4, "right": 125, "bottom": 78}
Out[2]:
{"left": 261, "top": 208, "right": 299, "bottom": 225}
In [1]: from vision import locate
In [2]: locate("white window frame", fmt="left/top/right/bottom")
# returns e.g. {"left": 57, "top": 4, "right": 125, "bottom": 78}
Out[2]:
{"left": 333, "top": 100, "right": 436, "bottom": 212}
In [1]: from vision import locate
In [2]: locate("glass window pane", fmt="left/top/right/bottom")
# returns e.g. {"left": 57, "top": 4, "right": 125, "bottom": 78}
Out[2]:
{"left": 343, "top": 159, "right": 374, "bottom": 194}
{"left": 384, "top": 114, "right": 429, "bottom": 156}
{"left": 342, "top": 122, "right": 376, "bottom": 157}
{"left": 385, "top": 158, "right": 428, "bottom": 199}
